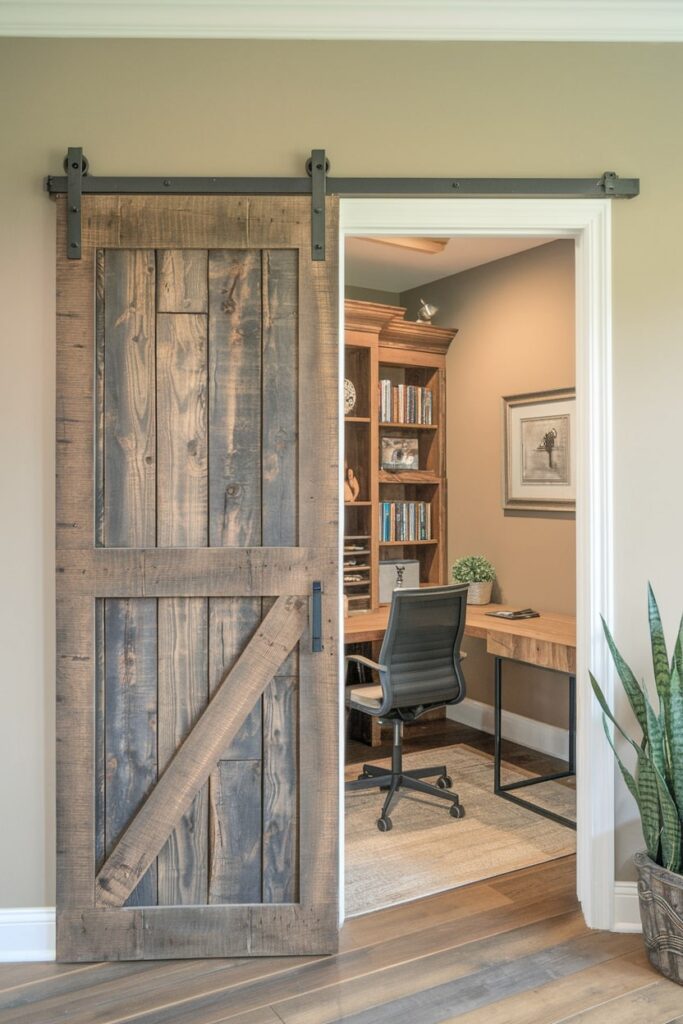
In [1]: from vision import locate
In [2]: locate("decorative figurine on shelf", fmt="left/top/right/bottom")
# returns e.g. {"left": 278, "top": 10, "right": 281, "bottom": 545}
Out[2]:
{"left": 417, "top": 298, "right": 438, "bottom": 324}
{"left": 344, "top": 378, "right": 357, "bottom": 415}
{"left": 344, "top": 461, "right": 360, "bottom": 502}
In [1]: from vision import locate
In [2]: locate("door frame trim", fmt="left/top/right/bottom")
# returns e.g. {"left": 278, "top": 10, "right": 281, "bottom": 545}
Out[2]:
{"left": 338, "top": 197, "right": 615, "bottom": 930}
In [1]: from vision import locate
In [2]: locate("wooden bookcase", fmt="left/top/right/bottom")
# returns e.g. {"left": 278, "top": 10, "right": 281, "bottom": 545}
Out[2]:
{"left": 344, "top": 299, "right": 457, "bottom": 616}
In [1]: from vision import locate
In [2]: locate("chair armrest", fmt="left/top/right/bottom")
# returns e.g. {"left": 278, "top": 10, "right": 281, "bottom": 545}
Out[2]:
{"left": 345, "top": 653, "right": 388, "bottom": 674}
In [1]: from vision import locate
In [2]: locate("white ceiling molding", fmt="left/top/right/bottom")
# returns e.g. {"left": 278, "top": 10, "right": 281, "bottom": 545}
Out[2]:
{"left": 2, "top": 1, "right": 683, "bottom": 41}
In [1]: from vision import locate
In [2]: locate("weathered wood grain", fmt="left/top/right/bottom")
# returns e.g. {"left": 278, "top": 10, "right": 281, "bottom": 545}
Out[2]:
{"left": 103, "top": 249, "right": 156, "bottom": 548}
{"left": 209, "top": 599, "right": 263, "bottom": 760}
{"left": 208, "top": 249, "right": 262, "bottom": 548}
{"left": 296, "top": 200, "right": 339, "bottom": 938}
{"left": 157, "top": 251, "right": 208, "bottom": 313}
{"left": 95, "top": 249, "right": 105, "bottom": 547}
{"left": 261, "top": 249, "right": 300, "bottom": 904}
{"left": 262, "top": 248, "right": 298, "bottom": 547}
{"left": 157, "top": 598, "right": 209, "bottom": 906}
{"left": 104, "top": 598, "right": 158, "bottom": 907}
{"left": 209, "top": 760, "right": 263, "bottom": 904}
{"left": 156, "top": 306, "right": 210, "bottom": 904}
{"left": 156, "top": 313, "right": 208, "bottom": 548}
{"left": 95, "top": 595, "right": 307, "bottom": 908}
{"left": 262, "top": 676, "right": 299, "bottom": 903}
{"left": 56, "top": 599, "right": 96, "bottom": 918}
{"left": 56, "top": 547, "right": 333, "bottom": 597}
{"left": 56, "top": 214, "right": 96, "bottom": 549}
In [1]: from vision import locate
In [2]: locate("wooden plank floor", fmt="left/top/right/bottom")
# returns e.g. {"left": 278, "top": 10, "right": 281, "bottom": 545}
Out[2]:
{"left": 1, "top": 727, "right": 676, "bottom": 1023}
{"left": 0, "top": 857, "right": 676, "bottom": 1024}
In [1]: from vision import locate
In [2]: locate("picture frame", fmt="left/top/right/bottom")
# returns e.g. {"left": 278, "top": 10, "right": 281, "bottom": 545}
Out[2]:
{"left": 381, "top": 435, "right": 419, "bottom": 471}
{"left": 502, "top": 388, "right": 576, "bottom": 513}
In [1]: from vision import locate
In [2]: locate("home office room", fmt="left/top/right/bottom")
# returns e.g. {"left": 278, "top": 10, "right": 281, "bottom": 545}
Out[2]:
{"left": 342, "top": 233, "right": 577, "bottom": 916}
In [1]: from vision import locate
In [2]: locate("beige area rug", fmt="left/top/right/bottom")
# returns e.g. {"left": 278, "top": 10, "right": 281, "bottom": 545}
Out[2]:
{"left": 345, "top": 743, "right": 576, "bottom": 917}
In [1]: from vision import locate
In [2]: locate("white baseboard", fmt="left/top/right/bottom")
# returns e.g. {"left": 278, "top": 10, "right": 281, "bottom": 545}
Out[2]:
{"left": 447, "top": 697, "right": 570, "bottom": 761}
{"left": 613, "top": 882, "right": 642, "bottom": 933}
{"left": 0, "top": 907, "right": 55, "bottom": 961}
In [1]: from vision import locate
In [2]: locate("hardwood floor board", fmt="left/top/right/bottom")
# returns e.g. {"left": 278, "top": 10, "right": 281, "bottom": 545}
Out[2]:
{"left": 321, "top": 930, "right": 642, "bottom": 1024}
{"left": 0, "top": 859, "right": 657, "bottom": 1024}
{"left": 441, "top": 949, "right": 658, "bottom": 1023}
{"left": 118, "top": 893, "right": 582, "bottom": 1024}
{"left": 340, "top": 856, "right": 576, "bottom": 953}
{"left": 267, "top": 912, "right": 588, "bottom": 1024}
{"left": 0, "top": 961, "right": 171, "bottom": 1013}
{"left": 3, "top": 956, "right": 320, "bottom": 1024}
{"left": 553, "top": 978, "right": 683, "bottom": 1023}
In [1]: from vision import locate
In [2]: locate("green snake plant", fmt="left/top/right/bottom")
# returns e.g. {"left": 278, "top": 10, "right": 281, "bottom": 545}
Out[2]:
{"left": 590, "top": 585, "right": 683, "bottom": 874}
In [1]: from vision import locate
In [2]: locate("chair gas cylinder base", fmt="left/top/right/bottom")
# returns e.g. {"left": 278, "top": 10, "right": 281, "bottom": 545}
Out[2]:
{"left": 346, "top": 718, "right": 464, "bottom": 831}
{"left": 345, "top": 585, "right": 469, "bottom": 833}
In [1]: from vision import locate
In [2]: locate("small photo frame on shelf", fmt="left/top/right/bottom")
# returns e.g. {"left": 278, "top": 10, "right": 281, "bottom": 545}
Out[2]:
{"left": 381, "top": 436, "right": 419, "bottom": 472}
{"left": 502, "top": 387, "right": 576, "bottom": 513}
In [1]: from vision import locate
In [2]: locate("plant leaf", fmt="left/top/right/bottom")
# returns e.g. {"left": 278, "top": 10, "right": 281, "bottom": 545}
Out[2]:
{"left": 644, "top": 691, "right": 666, "bottom": 780}
{"left": 634, "top": 745, "right": 664, "bottom": 863}
{"left": 650, "top": 758, "right": 682, "bottom": 873}
{"left": 600, "top": 715, "right": 659, "bottom": 861}
{"left": 673, "top": 613, "right": 683, "bottom": 678}
{"left": 590, "top": 672, "right": 641, "bottom": 756}
{"left": 668, "top": 662, "right": 683, "bottom": 816}
{"left": 600, "top": 616, "right": 648, "bottom": 741}
{"left": 648, "top": 584, "right": 671, "bottom": 706}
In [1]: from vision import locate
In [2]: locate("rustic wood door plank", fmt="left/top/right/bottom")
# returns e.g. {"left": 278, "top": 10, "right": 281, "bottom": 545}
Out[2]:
{"left": 95, "top": 595, "right": 307, "bottom": 908}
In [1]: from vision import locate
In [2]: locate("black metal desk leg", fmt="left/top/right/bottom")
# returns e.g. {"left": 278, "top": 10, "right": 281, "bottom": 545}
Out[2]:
{"left": 568, "top": 674, "right": 576, "bottom": 774}
{"left": 492, "top": 655, "right": 576, "bottom": 831}
{"left": 494, "top": 656, "right": 503, "bottom": 794}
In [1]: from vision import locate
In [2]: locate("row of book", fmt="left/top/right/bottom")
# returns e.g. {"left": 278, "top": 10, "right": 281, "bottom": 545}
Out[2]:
{"left": 379, "top": 501, "right": 431, "bottom": 542}
{"left": 379, "top": 381, "right": 433, "bottom": 424}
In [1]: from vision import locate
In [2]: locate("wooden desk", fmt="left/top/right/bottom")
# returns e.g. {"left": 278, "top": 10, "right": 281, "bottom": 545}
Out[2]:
{"left": 345, "top": 603, "right": 576, "bottom": 674}
{"left": 345, "top": 603, "right": 577, "bottom": 828}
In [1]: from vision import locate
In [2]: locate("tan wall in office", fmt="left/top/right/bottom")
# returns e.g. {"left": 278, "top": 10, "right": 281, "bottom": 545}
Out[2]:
{"left": 402, "top": 241, "right": 576, "bottom": 729}
{"left": 2, "top": 37, "right": 681, "bottom": 902}
{"left": 345, "top": 285, "right": 402, "bottom": 306}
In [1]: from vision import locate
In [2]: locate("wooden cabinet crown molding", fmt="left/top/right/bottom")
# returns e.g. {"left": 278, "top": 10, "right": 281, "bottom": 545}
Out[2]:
{"left": 344, "top": 298, "right": 457, "bottom": 355}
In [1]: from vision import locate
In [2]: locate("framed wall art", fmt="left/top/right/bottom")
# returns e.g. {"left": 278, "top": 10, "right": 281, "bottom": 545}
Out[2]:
{"left": 502, "top": 388, "right": 576, "bottom": 513}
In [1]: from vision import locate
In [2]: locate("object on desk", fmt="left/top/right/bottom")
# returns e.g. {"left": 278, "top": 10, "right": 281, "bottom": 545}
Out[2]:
{"left": 486, "top": 608, "right": 540, "bottom": 620}
{"left": 379, "top": 558, "right": 420, "bottom": 604}
{"left": 451, "top": 554, "right": 496, "bottom": 605}
{"left": 344, "top": 461, "right": 360, "bottom": 502}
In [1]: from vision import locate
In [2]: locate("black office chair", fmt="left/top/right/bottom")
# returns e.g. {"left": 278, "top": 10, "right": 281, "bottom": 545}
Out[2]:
{"left": 345, "top": 584, "right": 468, "bottom": 832}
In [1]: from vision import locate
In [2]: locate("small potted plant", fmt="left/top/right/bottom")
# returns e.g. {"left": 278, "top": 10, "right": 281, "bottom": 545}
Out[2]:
{"left": 451, "top": 555, "right": 496, "bottom": 605}
{"left": 591, "top": 585, "right": 683, "bottom": 985}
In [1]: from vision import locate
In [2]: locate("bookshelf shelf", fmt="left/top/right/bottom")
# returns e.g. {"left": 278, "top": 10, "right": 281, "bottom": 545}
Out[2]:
{"left": 378, "top": 421, "right": 438, "bottom": 431}
{"left": 378, "top": 470, "right": 441, "bottom": 485}
{"left": 344, "top": 299, "right": 456, "bottom": 612}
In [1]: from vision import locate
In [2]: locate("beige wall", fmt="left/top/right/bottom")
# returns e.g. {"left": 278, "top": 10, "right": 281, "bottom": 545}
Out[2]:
{"left": 2, "top": 38, "right": 681, "bottom": 903}
{"left": 402, "top": 241, "right": 575, "bottom": 728}
{"left": 345, "top": 285, "right": 401, "bottom": 306}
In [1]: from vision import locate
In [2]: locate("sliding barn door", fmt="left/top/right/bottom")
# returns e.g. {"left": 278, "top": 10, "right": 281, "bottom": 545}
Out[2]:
{"left": 55, "top": 196, "right": 339, "bottom": 961}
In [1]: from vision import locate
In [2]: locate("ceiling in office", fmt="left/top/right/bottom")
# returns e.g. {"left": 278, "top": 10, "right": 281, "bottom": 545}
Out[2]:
{"left": 345, "top": 236, "right": 553, "bottom": 294}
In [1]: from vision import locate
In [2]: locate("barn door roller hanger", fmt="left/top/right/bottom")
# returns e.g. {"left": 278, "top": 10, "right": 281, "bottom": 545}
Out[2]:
{"left": 46, "top": 147, "right": 639, "bottom": 262}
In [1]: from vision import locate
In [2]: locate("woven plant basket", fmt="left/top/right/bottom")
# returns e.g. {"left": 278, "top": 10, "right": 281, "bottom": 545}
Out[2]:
{"left": 466, "top": 581, "right": 493, "bottom": 605}
{"left": 635, "top": 851, "right": 683, "bottom": 985}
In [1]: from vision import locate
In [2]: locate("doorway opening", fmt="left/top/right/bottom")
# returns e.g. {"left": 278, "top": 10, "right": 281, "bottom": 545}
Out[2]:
{"left": 338, "top": 198, "right": 615, "bottom": 932}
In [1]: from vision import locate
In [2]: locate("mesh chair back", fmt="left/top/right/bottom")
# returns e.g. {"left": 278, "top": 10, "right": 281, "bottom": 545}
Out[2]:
{"left": 378, "top": 584, "right": 468, "bottom": 711}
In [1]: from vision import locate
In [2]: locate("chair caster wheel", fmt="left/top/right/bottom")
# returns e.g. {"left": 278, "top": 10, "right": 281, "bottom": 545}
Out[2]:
{"left": 377, "top": 815, "right": 393, "bottom": 832}
{"left": 437, "top": 775, "right": 453, "bottom": 790}
{"left": 449, "top": 804, "right": 465, "bottom": 819}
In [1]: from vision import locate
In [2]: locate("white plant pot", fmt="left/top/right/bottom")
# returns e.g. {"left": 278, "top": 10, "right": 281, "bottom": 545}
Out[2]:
{"left": 466, "top": 581, "right": 493, "bottom": 605}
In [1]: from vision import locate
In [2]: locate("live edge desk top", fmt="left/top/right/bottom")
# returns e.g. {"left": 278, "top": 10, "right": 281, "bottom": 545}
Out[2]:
{"left": 344, "top": 603, "right": 576, "bottom": 676}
